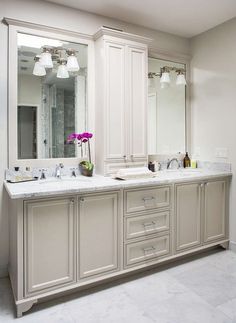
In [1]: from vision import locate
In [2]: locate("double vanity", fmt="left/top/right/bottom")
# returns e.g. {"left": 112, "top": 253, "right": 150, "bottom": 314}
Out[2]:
{"left": 3, "top": 17, "right": 232, "bottom": 317}
{"left": 5, "top": 169, "right": 231, "bottom": 317}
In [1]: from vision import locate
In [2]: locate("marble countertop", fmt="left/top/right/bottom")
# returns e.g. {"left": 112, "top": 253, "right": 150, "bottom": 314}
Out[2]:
{"left": 4, "top": 169, "right": 232, "bottom": 199}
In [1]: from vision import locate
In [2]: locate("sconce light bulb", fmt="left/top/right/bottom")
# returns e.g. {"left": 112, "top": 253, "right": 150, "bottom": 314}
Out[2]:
{"left": 33, "top": 57, "right": 46, "bottom": 76}
{"left": 66, "top": 54, "right": 80, "bottom": 72}
{"left": 57, "top": 60, "right": 69, "bottom": 78}
{"left": 176, "top": 73, "right": 187, "bottom": 85}
{"left": 160, "top": 72, "right": 170, "bottom": 84}
{"left": 40, "top": 49, "right": 53, "bottom": 68}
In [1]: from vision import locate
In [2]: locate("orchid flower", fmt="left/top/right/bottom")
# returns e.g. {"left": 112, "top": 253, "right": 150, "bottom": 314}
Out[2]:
{"left": 66, "top": 131, "right": 93, "bottom": 163}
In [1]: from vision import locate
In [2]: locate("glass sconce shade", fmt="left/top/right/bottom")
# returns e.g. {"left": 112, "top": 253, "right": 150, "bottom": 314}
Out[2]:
{"left": 160, "top": 82, "right": 170, "bottom": 89}
{"left": 160, "top": 72, "right": 170, "bottom": 84}
{"left": 57, "top": 61, "right": 69, "bottom": 78}
{"left": 176, "top": 73, "right": 187, "bottom": 85}
{"left": 33, "top": 58, "right": 46, "bottom": 76}
{"left": 148, "top": 77, "right": 156, "bottom": 90}
{"left": 66, "top": 54, "right": 80, "bottom": 72}
{"left": 40, "top": 50, "right": 53, "bottom": 68}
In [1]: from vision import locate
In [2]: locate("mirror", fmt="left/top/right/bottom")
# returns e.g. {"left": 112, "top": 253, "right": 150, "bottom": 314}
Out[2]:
{"left": 148, "top": 57, "right": 186, "bottom": 155}
{"left": 17, "top": 33, "right": 88, "bottom": 159}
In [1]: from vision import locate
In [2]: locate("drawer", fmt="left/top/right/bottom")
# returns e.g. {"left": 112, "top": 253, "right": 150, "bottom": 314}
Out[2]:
{"left": 125, "top": 211, "right": 170, "bottom": 240}
{"left": 125, "top": 235, "right": 170, "bottom": 267}
{"left": 125, "top": 186, "right": 170, "bottom": 214}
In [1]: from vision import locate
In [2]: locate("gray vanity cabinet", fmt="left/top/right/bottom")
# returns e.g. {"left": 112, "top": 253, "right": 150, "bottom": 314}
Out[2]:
{"left": 175, "top": 179, "right": 228, "bottom": 253}
{"left": 78, "top": 192, "right": 120, "bottom": 279}
{"left": 175, "top": 182, "right": 202, "bottom": 252}
{"left": 204, "top": 180, "right": 226, "bottom": 243}
{"left": 24, "top": 198, "right": 76, "bottom": 295}
{"left": 7, "top": 177, "right": 229, "bottom": 317}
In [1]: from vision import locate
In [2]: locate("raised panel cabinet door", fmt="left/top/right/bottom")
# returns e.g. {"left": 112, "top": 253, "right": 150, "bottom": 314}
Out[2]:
{"left": 79, "top": 193, "right": 119, "bottom": 279}
{"left": 24, "top": 198, "right": 75, "bottom": 295}
{"left": 127, "top": 45, "right": 147, "bottom": 160}
{"left": 105, "top": 41, "right": 126, "bottom": 160}
{"left": 175, "top": 183, "right": 201, "bottom": 252}
{"left": 204, "top": 180, "right": 226, "bottom": 243}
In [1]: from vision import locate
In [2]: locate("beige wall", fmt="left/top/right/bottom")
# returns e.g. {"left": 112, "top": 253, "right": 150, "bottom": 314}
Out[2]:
{"left": 0, "top": 0, "right": 190, "bottom": 276}
{"left": 190, "top": 17, "right": 236, "bottom": 250}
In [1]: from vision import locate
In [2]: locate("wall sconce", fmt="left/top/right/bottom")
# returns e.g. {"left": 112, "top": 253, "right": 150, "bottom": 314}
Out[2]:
{"left": 176, "top": 70, "right": 187, "bottom": 85}
{"left": 33, "top": 55, "right": 46, "bottom": 76}
{"left": 33, "top": 47, "right": 80, "bottom": 78}
{"left": 57, "top": 59, "right": 69, "bottom": 78}
{"left": 148, "top": 66, "right": 186, "bottom": 87}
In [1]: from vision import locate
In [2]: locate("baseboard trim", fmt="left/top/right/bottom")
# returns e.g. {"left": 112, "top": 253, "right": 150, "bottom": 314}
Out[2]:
{"left": 0, "top": 265, "right": 8, "bottom": 278}
{"left": 229, "top": 241, "right": 236, "bottom": 253}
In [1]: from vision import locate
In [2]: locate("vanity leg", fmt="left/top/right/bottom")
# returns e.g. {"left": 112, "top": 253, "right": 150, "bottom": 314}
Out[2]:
{"left": 220, "top": 241, "right": 229, "bottom": 250}
{"left": 16, "top": 299, "right": 38, "bottom": 318}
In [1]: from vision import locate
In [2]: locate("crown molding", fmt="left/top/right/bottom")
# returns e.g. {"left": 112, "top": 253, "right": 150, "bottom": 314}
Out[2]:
{"left": 149, "top": 46, "right": 191, "bottom": 62}
{"left": 2, "top": 17, "right": 93, "bottom": 41}
{"left": 94, "top": 26, "right": 152, "bottom": 44}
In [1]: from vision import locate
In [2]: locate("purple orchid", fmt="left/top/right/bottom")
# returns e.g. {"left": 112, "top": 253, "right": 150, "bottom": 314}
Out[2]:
{"left": 66, "top": 131, "right": 93, "bottom": 163}
{"left": 82, "top": 132, "right": 93, "bottom": 139}
{"left": 67, "top": 133, "right": 79, "bottom": 143}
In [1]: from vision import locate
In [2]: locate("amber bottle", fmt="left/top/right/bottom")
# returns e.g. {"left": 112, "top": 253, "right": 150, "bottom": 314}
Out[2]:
{"left": 183, "top": 152, "right": 191, "bottom": 168}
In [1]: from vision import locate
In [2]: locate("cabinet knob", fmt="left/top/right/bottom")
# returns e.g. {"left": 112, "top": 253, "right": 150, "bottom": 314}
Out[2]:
{"left": 80, "top": 198, "right": 84, "bottom": 202}
{"left": 200, "top": 183, "right": 204, "bottom": 188}
{"left": 123, "top": 155, "right": 126, "bottom": 159}
{"left": 70, "top": 198, "right": 75, "bottom": 203}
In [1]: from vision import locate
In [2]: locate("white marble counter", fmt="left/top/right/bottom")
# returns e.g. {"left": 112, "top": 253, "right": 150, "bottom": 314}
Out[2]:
{"left": 4, "top": 169, "right": 232, "bottom": 199}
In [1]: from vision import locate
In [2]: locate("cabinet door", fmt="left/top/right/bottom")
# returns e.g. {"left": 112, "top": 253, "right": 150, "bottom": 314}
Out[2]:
{"left": 127, "top": 45, "right": 147, "bottom": 160}
{"left": 24, "top": 198, "right": 75, "bottom": 295}
{"left": 105, "top": 41, "right": 126, "bottom": 161}
{"left": 204, "top": 180, "right": 226, "bottom": 243}
{"left": 175, "top": 183, "right": 201, "bottom": 252}
{"left": 79, "top": 193, "right": 119, "bottom": 279}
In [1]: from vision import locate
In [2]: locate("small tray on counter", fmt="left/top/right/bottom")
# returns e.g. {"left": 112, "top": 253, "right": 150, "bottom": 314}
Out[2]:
{"left": 7, "top": 177, "right": 39, "bottom": 184}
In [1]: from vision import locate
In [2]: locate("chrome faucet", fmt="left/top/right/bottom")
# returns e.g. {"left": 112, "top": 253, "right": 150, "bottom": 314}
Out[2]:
{"left": 40, "top": 168, "right": 46, "bottom": 180}
{"left": 167, "top": 158, "right": 180, "bottom": 169}
{"left": 55, "top": 163, "right": 64, "bottom": 179}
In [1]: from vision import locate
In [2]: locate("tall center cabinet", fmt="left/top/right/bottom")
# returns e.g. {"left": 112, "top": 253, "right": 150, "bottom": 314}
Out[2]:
{"left": 94, "top": 28, "right": 151, "bottom": 175}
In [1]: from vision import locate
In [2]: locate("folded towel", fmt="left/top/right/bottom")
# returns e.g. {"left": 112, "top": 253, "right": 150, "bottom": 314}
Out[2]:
{"left": 115, "top": 167, "right": 155, "bottom": 180}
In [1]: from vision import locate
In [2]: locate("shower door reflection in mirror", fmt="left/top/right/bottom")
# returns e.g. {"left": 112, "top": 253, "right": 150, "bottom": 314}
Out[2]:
{"left": 17, "top": 32, "right": 88, "bottom": 159}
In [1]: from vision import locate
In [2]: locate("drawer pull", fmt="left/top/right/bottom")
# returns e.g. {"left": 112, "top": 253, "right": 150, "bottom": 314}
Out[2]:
{"left": 143, "top": 221, "right": 156, "bottom": 227}
{"left": 142, "top": 196, "right": 155, "bottom": 202}
{"left": 143, "top": 246, "right": 155, "bottom": 253}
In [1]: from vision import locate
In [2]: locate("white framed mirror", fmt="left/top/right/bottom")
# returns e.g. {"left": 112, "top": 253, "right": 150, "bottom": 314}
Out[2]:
{"left": 7, "top": 20, "right": 94, "bottom": 167}
{"left": 147, "top": 52, "right": 190, "bottom": 156}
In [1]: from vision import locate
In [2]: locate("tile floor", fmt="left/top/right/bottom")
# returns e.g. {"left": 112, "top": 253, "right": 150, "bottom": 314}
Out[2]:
{"left": 1, "top": 248, "right": 236, "bottom": 322}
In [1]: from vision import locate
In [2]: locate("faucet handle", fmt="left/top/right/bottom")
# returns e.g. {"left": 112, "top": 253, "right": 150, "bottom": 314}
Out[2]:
{"left": 40, "top": 168, "right": 46, "bottom": 180}
{"left": 70, "top": 167, "right": 77, "bottom": 177}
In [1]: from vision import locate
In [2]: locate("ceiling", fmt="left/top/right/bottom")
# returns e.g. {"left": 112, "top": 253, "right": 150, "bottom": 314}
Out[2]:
{"left": 43, "top": 0, "right": 236, "bottom": 38}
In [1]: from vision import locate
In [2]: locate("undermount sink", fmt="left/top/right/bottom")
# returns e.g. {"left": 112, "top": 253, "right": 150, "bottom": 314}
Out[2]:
{"left": 160, "top": 169, "right": 203, "bottom": 176}
{"left": 38, "top": 176, "right": 92, "bottom": 185}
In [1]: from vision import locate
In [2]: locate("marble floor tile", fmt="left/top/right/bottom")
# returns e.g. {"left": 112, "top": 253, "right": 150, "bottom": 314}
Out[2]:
{"left": 65, "top": 286, "right": 154, "bottom": 323}
{"left": 122, "top": 271, "right": 189, "bottom": 308}
{"left": 173, "top": 262, "right": 236, "bottom": 306}
{"left": 1, "top": 250, "right": 236, "bottom": 322}
{"left": 144, "top": 290, "right": 233, "bottom": 323}
{"left": 204, "top": 250, "right": 236, "bottom": 276}
{"left": 217, "top": 298, "right": 236, "bottom": 321}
